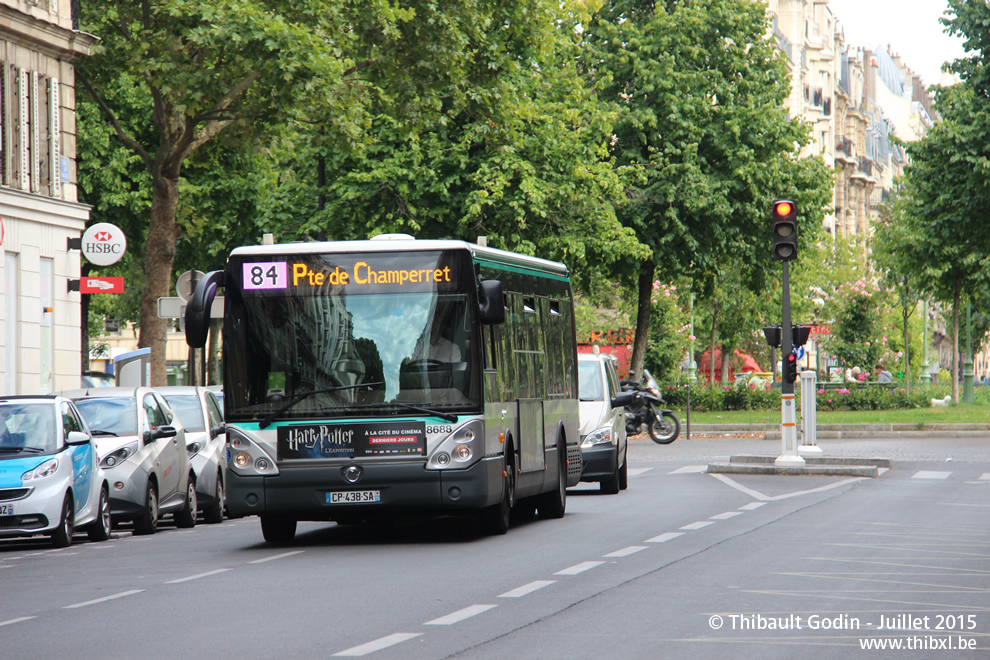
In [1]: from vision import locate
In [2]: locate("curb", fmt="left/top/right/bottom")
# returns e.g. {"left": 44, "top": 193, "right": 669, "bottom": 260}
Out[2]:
{"left": 707, "top": 454, "right": 888, "bottom": 477}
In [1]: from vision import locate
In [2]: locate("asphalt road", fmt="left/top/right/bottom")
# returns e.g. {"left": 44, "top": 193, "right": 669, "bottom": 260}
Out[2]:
{"left": 1, "top": 434, "right": 988, "bottom": 659}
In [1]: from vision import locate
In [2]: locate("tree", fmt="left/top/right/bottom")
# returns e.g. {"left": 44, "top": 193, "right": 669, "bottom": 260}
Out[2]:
{"left": 581, "top": 0, "right": 833, "bottom": 380}
{"left": 77, "top": 1, "right": 384, "bottom": 384}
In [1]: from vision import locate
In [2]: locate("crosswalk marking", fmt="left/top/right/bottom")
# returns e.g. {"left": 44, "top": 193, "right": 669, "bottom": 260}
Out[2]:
{"left": 912, "top": 471, "right": 951, "bottom": 480}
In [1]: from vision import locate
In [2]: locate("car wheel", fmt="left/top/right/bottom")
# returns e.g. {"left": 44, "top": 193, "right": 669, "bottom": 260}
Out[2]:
{"left": 619, "top": 448, "right": 629, "bottom": 490}
{"left": 600, "top": 455, "right": 620, "bottom": 495}
{"left": 133, "top": 481, "right": 158, "bottom": 535}
{"left": 261, "top": 515, "right": 297, "bottom": 544}
{"left": 51, "top": 494, "right": 74, "bottom": 548}
{"left": 87, "top": 486, "right": 112, "bottom": 542}
{"left": 174, "top": 475, "right": 198, "bottom": 528}
{"left": 203, "top": 473, "right": 224, "bottom": 524}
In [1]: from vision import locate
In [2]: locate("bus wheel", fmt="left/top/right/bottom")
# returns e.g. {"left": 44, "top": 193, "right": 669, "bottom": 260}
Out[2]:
{"left": 538, "top": 440, "right": 567, "bottom": 519}
{"left": 261, "top": 515, "right": 297, "bottom": 544}
{"left": 481, "top": 452, "right": 514, "bottom": 535}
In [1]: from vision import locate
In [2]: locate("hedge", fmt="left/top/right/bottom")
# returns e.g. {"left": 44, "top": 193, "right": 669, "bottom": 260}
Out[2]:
{"left": 657, "top": 382, "right": 946, "bottom": 412}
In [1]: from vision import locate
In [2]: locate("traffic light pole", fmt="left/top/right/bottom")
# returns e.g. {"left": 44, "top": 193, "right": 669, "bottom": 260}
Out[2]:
{"left": 776, "top": 260, "right": 805, "bottom": 467}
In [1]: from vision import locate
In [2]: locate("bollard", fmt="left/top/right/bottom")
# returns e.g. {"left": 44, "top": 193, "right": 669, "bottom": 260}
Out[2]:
{"left": 798, "top": 369, "right": 823, "bottom": 456}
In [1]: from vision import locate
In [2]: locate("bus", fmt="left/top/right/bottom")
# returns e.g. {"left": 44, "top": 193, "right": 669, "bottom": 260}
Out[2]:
{"left": 185, "top": 235, "right": 580, "bottom": 543}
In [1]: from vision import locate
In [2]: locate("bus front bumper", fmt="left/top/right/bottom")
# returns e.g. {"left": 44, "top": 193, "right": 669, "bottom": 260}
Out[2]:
{"left": 224, "top": 456, "right": 504, "bottom": 520}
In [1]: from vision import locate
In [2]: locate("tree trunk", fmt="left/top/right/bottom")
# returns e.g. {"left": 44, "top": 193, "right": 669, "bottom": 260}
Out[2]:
{"left": 902, "top": 282, "right": 911, "bottom": 389}
{"left": 952, "top": 281, "right": 960, "bottom": 404}
{"left": 137, "top": 174, "right": 181, "bottom": 386}
{"left": 708, "top": 308, "right": 719, "bottom": 383}
{"left": 629, "top": 261, "right": 655, "bottom": 382}
{"left": 720, "top": 346, "right": 731, "bottom": 385}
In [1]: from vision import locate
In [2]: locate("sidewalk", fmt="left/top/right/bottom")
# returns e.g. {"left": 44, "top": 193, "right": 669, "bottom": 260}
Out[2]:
{"left": 684, "top": 422, "right": 990, "bottom": 439}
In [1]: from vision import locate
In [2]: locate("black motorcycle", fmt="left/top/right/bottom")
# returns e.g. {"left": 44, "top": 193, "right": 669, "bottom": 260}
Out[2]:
{"left": 620, "top": 379, "right": 680, "bottom": 444}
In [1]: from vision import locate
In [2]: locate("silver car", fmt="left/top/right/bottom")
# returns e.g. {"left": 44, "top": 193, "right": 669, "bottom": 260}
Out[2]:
{"left": 158, "top": 386, "right": 226, "bottom": 524}
{"left": 61, "top": 387, "right": 197, "bottom": 534}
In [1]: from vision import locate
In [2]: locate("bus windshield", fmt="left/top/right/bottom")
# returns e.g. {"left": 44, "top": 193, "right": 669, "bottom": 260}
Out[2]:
{"left": 224, "top": 250, "right": 481, "bottom": 422}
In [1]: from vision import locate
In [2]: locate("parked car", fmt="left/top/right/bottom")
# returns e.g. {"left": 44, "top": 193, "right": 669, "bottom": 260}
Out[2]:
{"left": 0, "top": 395, "right": 112, "bottom": 547}
{"left": 158, "top": 386, "right": 226, "bottom": 524}
{"left": 61, "top": 387, "right": 197, "bottom": 534}
{"left": 81, "top": 371, "right": 115, "bottom": 388}
{"left": 577, "top": 352, "right": 634, "bottom": 494}
{"left": 205, "top": 384, "right": 223, "bottom": 410}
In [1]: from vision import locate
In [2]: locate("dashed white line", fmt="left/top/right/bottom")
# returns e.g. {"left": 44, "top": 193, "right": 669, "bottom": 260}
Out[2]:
{"left": 710, "top": 511, "right": 743, "bottom": 520}
{"left": 424, "top": 604, "right": 496, "bottom": 625}
{"left": 165, "top": 568, "right": 233, "bottom": 584}
{"left": 248, "top": 550, "right": 305, "bottom": 564}
{"left": 980, "top": 473, "right": 990, "bottom": 481}
{"left": 64, "top": 589, "right": 145, "bottom": 609}
{"left": 912, "top": 471, "right": 951, "bottom": 480}
{"left": 680, "top": 520, "right": 715, "bottom": 530}
{"left": 498, "top": 580, "right": 556, "bottom": 598}
{"left": 603, "top": 545, "right": 648, "bottom": 558}
{"left": 333, "top": 633, "right": 422, "bottom": 656}
{"left": 646, "top": 532, "right": 684, "bottom": 543}
{"left": 626, "top": 468, "right": 652, "bottom": 477}
{"left": 0, "top": 616, "right": 35, "bottom": 627}
{"left": 555, "top": 561, "right": 605, "bottom": 575}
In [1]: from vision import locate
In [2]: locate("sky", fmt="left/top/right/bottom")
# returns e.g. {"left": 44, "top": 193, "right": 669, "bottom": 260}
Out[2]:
{"left": 826, "top": 0, "right": 968, "bottom": 86}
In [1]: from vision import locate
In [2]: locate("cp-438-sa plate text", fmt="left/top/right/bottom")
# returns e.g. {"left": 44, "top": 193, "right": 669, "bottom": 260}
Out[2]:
{"left": 327, "top": 490, "right": 381, "bottom": 504}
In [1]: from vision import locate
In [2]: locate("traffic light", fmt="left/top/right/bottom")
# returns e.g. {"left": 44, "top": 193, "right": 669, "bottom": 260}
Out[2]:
{"left": 783, "top": 351, "right": 798, "bottom": 384}
{"left": 762, "top": 325, "right": 781, "bottom": 348}
{"left": 771, "top": 199, "right": 798, "bottom": 261}
{"left": 792, "top": 324, "right": 811, "bottom": 347}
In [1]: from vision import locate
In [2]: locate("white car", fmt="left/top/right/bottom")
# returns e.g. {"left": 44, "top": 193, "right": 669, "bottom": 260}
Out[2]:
{"left": 159, "top": 386, "right": 226, "bottom": 524}
{"left": 577, "top": 352, "right": 634, "bottom": 494}
{"left": 62, "top": 387, "right": 197, "bottom": 535}
{"left": 0, "top": 395, "right": 112, "bottom": 547}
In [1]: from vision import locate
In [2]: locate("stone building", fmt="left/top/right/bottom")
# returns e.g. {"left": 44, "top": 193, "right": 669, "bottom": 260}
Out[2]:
{"left": 0, "top": 0, "right": 94, "bottom": 394}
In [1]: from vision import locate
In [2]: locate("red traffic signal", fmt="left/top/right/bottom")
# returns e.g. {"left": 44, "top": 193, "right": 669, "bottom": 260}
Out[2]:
{"left": 783, "top": 352, "right": 798, "bottom": 384}
{"left": 771, "top": 199, "right": 797, "bottom": 261}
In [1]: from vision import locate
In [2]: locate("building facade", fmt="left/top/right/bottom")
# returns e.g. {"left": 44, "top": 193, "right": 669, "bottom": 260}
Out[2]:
{"left": 1, "top": 0, "right": 94, "bottom": 394}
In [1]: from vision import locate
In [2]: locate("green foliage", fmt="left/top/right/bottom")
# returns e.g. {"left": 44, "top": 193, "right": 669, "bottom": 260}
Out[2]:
{"left": 644, "top": 282, "right": 689, "bottom": 380}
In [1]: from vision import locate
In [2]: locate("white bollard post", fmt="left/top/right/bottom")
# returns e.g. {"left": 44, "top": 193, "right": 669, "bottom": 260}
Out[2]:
{"left": 799, "top": 369, "right": 823, "bottom": 457}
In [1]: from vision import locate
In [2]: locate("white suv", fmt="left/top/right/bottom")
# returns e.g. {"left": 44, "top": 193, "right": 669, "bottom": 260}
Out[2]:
{"left": 577, "top": 351, "right": 633, "bottom": 494}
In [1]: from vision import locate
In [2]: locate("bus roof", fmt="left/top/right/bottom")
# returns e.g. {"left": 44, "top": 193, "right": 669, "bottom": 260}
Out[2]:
{"left": 229, "top": 237, "right": 569, "bottom": 277}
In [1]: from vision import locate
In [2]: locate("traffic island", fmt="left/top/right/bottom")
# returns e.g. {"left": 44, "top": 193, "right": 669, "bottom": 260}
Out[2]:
{"left": 706, "top": 454, "right": 890, "bottom": 477}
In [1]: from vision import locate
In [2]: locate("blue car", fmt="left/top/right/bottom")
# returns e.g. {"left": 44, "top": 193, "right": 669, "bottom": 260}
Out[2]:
{"left": 0, "top": 395, "right": 112, "bottom": 547}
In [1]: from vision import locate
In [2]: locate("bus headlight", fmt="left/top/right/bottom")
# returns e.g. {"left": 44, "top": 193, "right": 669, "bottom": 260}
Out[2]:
{"left": 581, "top": 427, "right": 613, "bottom": 448}
{"left": 226, "top": 429, "right": 278, "bottom": 476}
{"left": 427, "top": 420, "right": 482, "bottom": 470}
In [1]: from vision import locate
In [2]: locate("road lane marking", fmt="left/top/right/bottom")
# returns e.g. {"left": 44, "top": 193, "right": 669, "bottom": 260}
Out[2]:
{"left": 739, "top": 502, "right": 765, "bottom": 510}
{"left": 554, "top": 561, "right": 605, "bottom": 575}
{"left": 248, "top": 550, "right": 305, "bottom": 564}
{"left": 709, "top": 474, "right": 769, "bottom": 500}
{"left": 0, "top": 616, "right": 35, "bottom": 627}
{"left": 912, "top": 471, "right": 951, "bottom": 479}
{"left": 669, "top": 465, "right": 708, "bottom": 474}
{"left": 166, "top": 568, "right": 233, "bottom": 584}
{"left": 626, "top": 468, "right": 652, "bottom": 477}
{"left": 499, "top": 580, "right": 556, "bottom": 598}
{"left": 64, "top": 589, "right": 145, "bottom": 609}
{"left": 980, "top": 473, "right": 990, "bottom": 480}
{"left": 711, "top": 473, "right": 866, "bottom": 501}
{"left": 424, "top": 604, "right": 496, "bottom": 625}
{"left": 646, "top": 532, "right": 684, "bottom": 543}
{"left": 333, "top": 633, "right": 422, "bottom": 656}
{"left": 604, "top": 545, "right": 648, "bottom": 558}
{"left": 680, "top": 521, "right": 715, "bottom": 530}
{"left": 710, "top": 511, "right": 743, "bottom": 520}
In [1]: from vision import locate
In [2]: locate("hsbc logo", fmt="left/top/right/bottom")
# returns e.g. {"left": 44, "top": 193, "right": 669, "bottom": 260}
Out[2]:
{"left": 81, "top": 222, "right": 127, "bottom": 266}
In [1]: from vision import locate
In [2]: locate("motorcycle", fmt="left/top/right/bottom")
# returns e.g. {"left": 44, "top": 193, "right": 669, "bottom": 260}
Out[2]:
{"left": 620, "top": 379, "right": 680, "bottom": 444}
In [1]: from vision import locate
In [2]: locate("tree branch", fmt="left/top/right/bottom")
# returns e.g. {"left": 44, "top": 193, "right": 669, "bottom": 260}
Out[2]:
{"left": 75, "top": 68, "right": 152, "bottom": 168}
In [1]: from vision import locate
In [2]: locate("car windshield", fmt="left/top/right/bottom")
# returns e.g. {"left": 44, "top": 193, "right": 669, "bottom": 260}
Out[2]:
{"left": 162, "top": 394, "right": 205, "bottom": 432}
{"left": 74, "top": 397, "right": 138, "bottom": 436}
{"left": 578, "top": 362, "right": 604, "bottom": 402}
{"left": 0, "top": 403, "right": 58, "bottom": 455}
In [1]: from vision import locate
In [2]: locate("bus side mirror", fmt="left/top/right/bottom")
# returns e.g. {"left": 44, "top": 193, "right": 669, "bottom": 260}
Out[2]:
{"left": 478, "top": 280, "right": 505, "bottom": 325}
{"left": 185, "top": 270, "right": 225, "bottom": 349}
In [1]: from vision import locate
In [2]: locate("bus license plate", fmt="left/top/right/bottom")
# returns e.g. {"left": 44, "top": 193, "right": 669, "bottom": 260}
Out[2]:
{"left": 0, "top": 504, "right": 13, "bottom": 516}
{"left": 327, "top": 490, "right": 380, "bottom": 504}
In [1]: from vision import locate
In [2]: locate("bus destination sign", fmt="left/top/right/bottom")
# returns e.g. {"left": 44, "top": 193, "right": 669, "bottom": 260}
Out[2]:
{"left": 243, "top": 260, "right": 453, "bottom": 292}
{"left": 278, "top": 421, "right": 427, "bottom": 460}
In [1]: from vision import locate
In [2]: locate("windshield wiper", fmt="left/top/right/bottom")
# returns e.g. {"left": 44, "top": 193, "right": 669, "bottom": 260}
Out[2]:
{"left": 354, "top": 401, "right": 458, "bottom": 423}
{"left": 258, "top": 382, "right": 385, "bottom": 429}
{"left": 0, "top": 446, "right": 43, "bottom": 453}
{"left": 90, "top": 430, "right": 120, "bottom": 437}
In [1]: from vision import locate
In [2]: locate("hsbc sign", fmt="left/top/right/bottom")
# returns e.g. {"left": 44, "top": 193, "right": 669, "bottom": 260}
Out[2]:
{"left": 81, "top": 222, "right": 127, "bottom": 266}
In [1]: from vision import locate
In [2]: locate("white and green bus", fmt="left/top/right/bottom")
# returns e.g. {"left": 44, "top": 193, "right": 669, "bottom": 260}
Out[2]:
{"left": 185, "top": 235, "right": 580, "bottom": 543}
